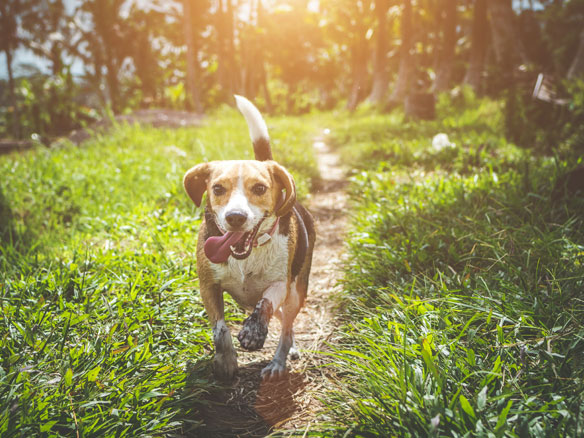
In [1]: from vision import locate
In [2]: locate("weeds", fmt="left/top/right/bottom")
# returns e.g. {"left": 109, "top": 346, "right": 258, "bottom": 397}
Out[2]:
{"left": 322, "top": 92, "right": 584, "bottom": 436}
{"left": 0, "top": 109, "right": 317, "bottom": 436}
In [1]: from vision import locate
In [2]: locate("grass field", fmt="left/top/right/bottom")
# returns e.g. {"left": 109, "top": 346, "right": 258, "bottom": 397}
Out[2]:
{"left": 0, "top": 109, "right": 318, "bottom": 437}
{"left": 320, "top": 91, "right": 584, "bottom": 436}
{"left": 2, "top": 94, "right": 584, "bottom": 437}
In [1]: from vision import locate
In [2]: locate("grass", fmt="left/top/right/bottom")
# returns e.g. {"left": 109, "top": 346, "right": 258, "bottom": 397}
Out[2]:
{"left": 3, "top": 93, "right": 584, "bottom": 437}
{"left": 0, "top": 108, "right": 318, "bottom": 437}
{"left": 314, "top": 89, "right": 584, "bottom": 436}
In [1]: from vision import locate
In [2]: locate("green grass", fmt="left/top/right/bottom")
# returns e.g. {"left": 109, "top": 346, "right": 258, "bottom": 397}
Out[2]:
{"left": 0, "top": 108, "right": 318, "bottom": 437}
{"left": 3, "top": 95, "right": 584, "bottom": 437}
{"left": 315, "top": 91, "right": 584, "bottom": 436}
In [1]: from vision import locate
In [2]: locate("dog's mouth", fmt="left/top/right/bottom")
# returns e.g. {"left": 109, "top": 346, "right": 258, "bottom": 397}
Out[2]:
{"left": 204, "top": 217, "right": 265, "bottom": 264}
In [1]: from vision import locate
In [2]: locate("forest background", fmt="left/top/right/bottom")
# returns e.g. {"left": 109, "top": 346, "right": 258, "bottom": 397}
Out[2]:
{"left": 1, "top": 0, "right": 583, "bottom": 148}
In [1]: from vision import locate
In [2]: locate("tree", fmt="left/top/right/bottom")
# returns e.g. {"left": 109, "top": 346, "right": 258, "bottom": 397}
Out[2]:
{"left": 487, "top": 0, "right": 528, "bottom": 76}
{"left": 389, "top": 0, "right": 413, "bottom": 103}
{"left": 78, "top": 0, "right": 133, "bottom": 113}
{"left": 239, "top": 0, "right": 272, "bottom": 110}
{"left": 21, "top": 0, "right": 74, "bottom": 76}
{"left": 215, "top": 0, "right": 238, "bottom": 101}
{"left": 464, "top": 0, "right": 488, "bottom": 92}
{"left": 347, "top": 23, "right": 371, "bottom": 110}
{"left": 567, "top": 29, "right": 584, "bottom": 78}
{"left": 367, "top": 0, "right": 391, "bottom": 104}
{"left": 433, "top": 0, "right": 457, "bottom": 93}
{"left": 183, "top": 0, "right": 202, "bottom": 112}
{"left": 0, "top": 0, "right": 26, "bottom": 138}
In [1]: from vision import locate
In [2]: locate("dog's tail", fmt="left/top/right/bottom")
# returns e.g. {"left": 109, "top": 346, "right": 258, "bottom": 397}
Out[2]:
{"left": 234, "top": 95, "right": 273, "bottom": 161}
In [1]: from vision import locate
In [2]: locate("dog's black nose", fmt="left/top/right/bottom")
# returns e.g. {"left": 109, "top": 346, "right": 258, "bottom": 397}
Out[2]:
{"left": 225, "top": 211, "right": 248, "bottom": 228}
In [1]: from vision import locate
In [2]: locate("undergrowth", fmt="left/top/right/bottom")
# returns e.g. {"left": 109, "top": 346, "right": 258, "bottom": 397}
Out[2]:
{"left": 319, "top": 90, "right": 584, "bottom": 437}
{"left": 0, "top": 108, "right": 317, "bottom": 437}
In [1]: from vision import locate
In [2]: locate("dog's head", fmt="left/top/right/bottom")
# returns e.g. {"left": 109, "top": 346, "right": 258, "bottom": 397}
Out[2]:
{"left": 183, "top": 160, "right": 295, "bottom": 261}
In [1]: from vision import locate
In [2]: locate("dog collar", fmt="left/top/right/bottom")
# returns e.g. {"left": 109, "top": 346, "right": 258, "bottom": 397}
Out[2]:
{"left": 254, "top": 217, "right": 280, "bottom": 247}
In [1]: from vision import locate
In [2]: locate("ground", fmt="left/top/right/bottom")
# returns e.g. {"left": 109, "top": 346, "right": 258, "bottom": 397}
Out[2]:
{"left": 193, "top": 134, "right": 348, "bottom": 437}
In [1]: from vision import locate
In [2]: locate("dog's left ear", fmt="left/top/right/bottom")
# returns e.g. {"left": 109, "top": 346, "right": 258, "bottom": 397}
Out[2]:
{"left": 184, "top": 163, "right": 212, "bottom": 207}
{"left": 270, "top": 162, "right": 296, "bottom": 217}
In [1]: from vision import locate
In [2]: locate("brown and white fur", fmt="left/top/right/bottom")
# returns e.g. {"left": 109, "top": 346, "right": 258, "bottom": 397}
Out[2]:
{"left": 183, "top": 95, "right": 315, "bottom": 380}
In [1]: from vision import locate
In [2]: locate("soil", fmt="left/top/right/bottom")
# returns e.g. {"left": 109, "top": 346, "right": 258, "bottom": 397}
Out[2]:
{"left": 190, "top": 134, "right": 349, "bottom": 437}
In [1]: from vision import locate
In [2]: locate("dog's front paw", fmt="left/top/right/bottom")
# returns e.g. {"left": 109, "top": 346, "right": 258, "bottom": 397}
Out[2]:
{"left": 213, "top": 351, "right": 238, "bottom": 381}
{"left": 238, "top": 313, "right": 269, "bottom": 351}
{"left": 237, "top": 299, "right": 272, "bottom": 351}
{"left": 261, "top": 359, "right": 287, "bottom": 380}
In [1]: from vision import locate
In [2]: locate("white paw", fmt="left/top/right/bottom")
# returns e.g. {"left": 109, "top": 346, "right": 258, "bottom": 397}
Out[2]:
{"left": 214, "top": 351, "right": 238, "bottom": 381}
{"left": 261, "top": 360, "right": 287, "bottom": 380}
{"left": 289, "top": 346, "right": 300, "bottom": 361}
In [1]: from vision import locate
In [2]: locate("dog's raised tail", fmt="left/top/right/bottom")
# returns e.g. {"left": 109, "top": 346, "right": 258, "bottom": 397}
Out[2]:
{"left": 234, "top": 95, "right": 272, "bottom": 161}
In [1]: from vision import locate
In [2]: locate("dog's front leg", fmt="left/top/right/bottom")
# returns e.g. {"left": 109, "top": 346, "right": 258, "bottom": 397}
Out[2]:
{"left": 237, "top": 281, "right": 287, "bottom": 351}
{"left": 202, "top": 284, "right": 238, "bottom": 381}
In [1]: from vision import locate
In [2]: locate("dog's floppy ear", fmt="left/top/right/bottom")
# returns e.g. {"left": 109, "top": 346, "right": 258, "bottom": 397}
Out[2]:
{"left": 183, "top": 163, "right": 212, "bottom": 207}
{"left": 270, "top": 162, "right": 296, "bottom": 217}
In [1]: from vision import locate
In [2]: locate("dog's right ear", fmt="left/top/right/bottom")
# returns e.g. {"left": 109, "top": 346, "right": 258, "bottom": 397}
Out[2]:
{"left": 183, "top": 163, "right": 212, "bottom": 207}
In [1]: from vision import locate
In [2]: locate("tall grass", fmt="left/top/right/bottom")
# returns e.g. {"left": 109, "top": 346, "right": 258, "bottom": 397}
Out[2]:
{"left": 321, "top": 91, "right": 584, "bottom": 436}
{"left": 0, "top": 109, "right": 318, "bottom": 436}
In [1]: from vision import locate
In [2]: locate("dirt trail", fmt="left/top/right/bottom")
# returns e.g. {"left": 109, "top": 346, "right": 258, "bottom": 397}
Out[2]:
{"left": 194, "top": 134, "right": 349, "bottom": 437}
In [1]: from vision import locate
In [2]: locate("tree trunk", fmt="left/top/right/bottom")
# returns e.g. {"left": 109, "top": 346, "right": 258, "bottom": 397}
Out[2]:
{"left": 347, "top": 37, "right": 369, "bottom": 111}
{"left": 389, "top": 0, "right": 413, "bottom": 103}
{"left": 104, "top": 55, "right": 120, "bottom": 113}
{"left": 433, "top": 0, "right": 457, "bottom": 93}
{"left": 183, "top": 0, "right": 202, "bottom": 112}
{"left": 216, "top": 0, "right": 237, "bottom": 100}
{"left": 567, "top": 29, "right": 584, "bottom": 79}
{"left": 367, "top": 0, "right": 390, "bottom": 104}
{"left": 225, "top": 0, "right": 238, "bottom": 94}
{"left": 257, "top": 0, "right": 272, "bottom": 111}
{"left": 487, "top": 0, "right": 527, "bottom": 75}
{"left": 464, "top": 0, "right": 488, "bottom": 92}
{"left": 4, "top": 47, "right": 20, "bottom": 138}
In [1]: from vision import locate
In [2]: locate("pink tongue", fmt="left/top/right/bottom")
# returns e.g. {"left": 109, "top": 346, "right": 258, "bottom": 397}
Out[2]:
{"left": 204, "top": 231, "right": 245, "bottom": 264}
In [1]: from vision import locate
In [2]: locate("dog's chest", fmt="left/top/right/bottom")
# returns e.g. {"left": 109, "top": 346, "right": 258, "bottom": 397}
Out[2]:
{"left": 211, "top": 233, "right": 289, "bottom": 308}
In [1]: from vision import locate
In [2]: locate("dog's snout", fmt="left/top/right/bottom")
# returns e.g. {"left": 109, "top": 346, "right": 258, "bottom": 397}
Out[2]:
{"left": 225, "top": 211, "right": 248, "bottom": 228}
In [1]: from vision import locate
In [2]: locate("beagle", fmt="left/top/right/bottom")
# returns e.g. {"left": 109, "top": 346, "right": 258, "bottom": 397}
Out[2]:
{"left": 183, "top": 96, "right": 315, "bottom": 380}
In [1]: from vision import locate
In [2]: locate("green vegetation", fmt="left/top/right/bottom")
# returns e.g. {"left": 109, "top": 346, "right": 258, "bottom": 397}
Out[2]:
{"left": 0, "top": 109, "right": 317, "bottom": 437}
{"left": 322, "top": 91, "right": 584, "bottom": 436}
{"left": 2, "top": 91, "right": 584, "bottom": 436}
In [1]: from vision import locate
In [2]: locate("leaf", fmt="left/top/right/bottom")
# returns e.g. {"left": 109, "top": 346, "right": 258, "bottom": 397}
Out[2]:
{"left": 459, "top": 394, "right": 475, "bottom": 418}
{"left": 86, "top": 366, "right": 101, "bottom": 382}
{"left": 495, "top": 399, "right": 513, "bottom": 433}
{"left": 64, "top": 368, "right": 73, "bottom": 387}
{"left": 40, "top": 421, "right": 58, "bottom": 432}
{"left": 477, "top": 386, "right": 487, "bottom": 411}
{"left": 113, "top": 345, "right": 130, "bottom": 355}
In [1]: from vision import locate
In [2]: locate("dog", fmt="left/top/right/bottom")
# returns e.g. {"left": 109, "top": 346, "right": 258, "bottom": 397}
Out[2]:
{"left": 183, "top": 95, "right": 315, "bottom": 380}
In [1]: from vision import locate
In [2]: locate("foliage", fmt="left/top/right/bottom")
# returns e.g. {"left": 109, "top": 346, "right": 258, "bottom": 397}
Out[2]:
{"left": 504, "top": 77, "right": 584, "bottom": 153}
{"left": 318, "top": 94, "right": 584, "bottom": 436}
{"left": 12, "top": 71, "right": 98, "bottom": 139}
{"left": 0, "top": 110, "right": 318, "bottom": 436}
{"left": 2, "top": 0, "right": 583, "bottom": 150}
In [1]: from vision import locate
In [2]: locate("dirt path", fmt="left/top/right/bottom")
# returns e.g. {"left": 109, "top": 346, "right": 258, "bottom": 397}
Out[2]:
{"left": 194, "top": 133, "right": 349, "bottom": 437}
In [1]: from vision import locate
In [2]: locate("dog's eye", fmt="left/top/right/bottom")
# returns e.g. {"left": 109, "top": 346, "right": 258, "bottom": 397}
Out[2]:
{"left": 212, "top": 185, "right": 226, "bottom": 196}
{"left": 252, "top": 184, "right": 267, "bottom": 196}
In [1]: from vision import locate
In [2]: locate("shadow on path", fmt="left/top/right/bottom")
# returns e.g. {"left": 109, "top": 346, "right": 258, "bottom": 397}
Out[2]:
{"left": 191, "top": 361, "right": 306, "bottom": 437}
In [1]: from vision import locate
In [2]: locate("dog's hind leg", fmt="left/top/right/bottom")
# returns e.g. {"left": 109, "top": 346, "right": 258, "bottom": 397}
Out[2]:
{"left": 274, "top": 308, "right": 300, "bottom": 360}
{"left": 261, "top": 281, "right": 303, "bottom": 380}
